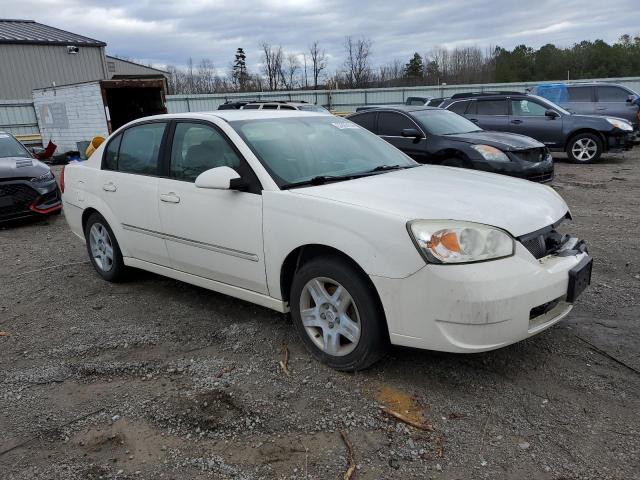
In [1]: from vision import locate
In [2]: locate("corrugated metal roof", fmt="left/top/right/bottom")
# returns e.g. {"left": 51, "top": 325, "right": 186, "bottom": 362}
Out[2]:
{"left": 0, "top": 19, "right": 106, "bottom": 46}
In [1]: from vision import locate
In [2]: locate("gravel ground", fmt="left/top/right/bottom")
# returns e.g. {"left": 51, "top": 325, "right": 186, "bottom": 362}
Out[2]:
{"left": 1, "top": 152, "right": 639, "bottom": 480}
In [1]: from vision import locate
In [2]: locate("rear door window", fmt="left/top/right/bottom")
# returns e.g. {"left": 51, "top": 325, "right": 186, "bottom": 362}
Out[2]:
{"left": 242, "top": 104, "right": 260, "bottom": 109}
{"left": 567, "top": 86, "right": 593, "bottom": 102}
{"left": 511, "top": 99, "right": 548, "bottom": 116}
{"left": 348, "top": 112, "right": 377, "bottom": 133}
{"left": 596, "top": 86, "right": 630, "bottom": 102}
{"left": 117, "top": 122, "right": 166, "bottom": 175}
{"left": 448, "top": 100, "right": 470, "bottom": 115}
{"left": 476, "top": 99, "right": 507, "bottom": 115}
{"left": 103, "top": 133, "right": 122, "bottom": 170}
{"left": 378, "top": 112, "right": 418, "bottom": 136}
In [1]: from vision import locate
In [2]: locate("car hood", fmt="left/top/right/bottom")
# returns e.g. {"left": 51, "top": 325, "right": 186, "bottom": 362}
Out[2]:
{"left": 443, "top": 131, "right": 545, "bottom": 150}
{"left": 293, "top": 166, "right": 567, "bottom": 237}
{"left": 0, "top": 156, "right": 49, "bottom": 179}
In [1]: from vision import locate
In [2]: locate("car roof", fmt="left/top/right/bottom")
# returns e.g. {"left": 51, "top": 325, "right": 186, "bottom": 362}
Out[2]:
{"left": 351, "top": 105, "right": 440, "bottom": 114}
{"left": 126, "top": 110, "right": 329, "bottom": 124}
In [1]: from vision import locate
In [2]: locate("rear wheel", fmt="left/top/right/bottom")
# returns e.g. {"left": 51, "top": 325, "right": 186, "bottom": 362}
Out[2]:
{"left": 84, "top": 212, "right": 127, "bottom": 282}
{"left": 290, "top": 256, "right": 387, "bottom": 371}
{"left": 566, "top": 133, "right": 602, "bottom": 163}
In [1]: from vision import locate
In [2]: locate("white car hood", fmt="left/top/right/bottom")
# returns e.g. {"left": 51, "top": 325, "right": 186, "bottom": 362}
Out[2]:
{"left": 292, "top": 166, "right": 568, "bottom": 237}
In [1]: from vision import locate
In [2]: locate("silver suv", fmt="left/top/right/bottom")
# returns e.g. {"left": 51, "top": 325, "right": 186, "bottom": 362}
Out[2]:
{"left": 241, "top": 101, "right": 330, "bottom": 113}
{"left": 532, "top": 82, "right": 639, "bottom": 130}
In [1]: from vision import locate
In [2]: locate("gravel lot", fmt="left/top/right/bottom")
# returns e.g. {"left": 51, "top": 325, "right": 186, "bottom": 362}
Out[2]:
{"left": 1, "top": 152, "right": 639, "bottom": 480}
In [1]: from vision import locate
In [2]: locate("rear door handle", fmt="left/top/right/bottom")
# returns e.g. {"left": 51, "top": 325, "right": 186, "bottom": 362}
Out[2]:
{"left": 102, "top": 182, "right": 117, "bottom": 192}
{"left": 511, "top": 119, "right": 523, "bottom": 124}
{"left": 160, "top": 192, "right": 180, "bottom": 203}
{"left": 596, "top": 107, "right": 607, "bottom": 110}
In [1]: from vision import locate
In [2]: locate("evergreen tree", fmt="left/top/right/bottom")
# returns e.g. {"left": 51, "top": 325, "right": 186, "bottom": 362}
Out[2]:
{"left": 232, "top": 47, "right": 248, "bottom": 91}
{"left": 405, "top": 52, "right": 424, "bottom": 81}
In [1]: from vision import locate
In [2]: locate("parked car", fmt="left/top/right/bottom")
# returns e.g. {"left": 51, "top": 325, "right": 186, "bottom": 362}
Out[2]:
{"left": 61, "top": 110, "right": 592, "bottom": 371}
{"left": 439, "top": 92, "right": 634, "bottom": 163}
{"left": 217, "top": 100, "right": 259, "bottom": 110}
{"left": 531, "top": 82, "right": 640, "bottom": 130}
{"left": 405, "top": 96, "right": 432, "bottom": 106}
{"left": 347, "top": 106, "right": 554, "bottom": 182}
{"left": 0, "top": 131, "right": 62, "bottom": 222}
{"left": 240, "top": 100, "right": 330, "bottom": 113}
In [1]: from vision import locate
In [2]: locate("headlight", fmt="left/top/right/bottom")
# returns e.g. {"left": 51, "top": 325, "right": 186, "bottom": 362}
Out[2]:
{"left": 606, "top": 118, "right": 633, "bottom": 131}
{"left": 470, "top": 144, "right": 510, "bottom": 162}
{"left": 407, "top": 220, "right": 515, "bottom": 264}
{"left": 30, "top": 171, "right": 55, "bottom": 183}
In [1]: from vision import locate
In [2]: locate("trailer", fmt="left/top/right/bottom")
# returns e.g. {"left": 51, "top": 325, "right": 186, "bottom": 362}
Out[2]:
{"left": 32, "top": 78, "right": 167, "bottom": 153}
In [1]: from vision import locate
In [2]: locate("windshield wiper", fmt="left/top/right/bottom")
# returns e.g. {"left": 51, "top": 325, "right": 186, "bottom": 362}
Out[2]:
{"left": 281, "top": 174, "right": 359, "bottom": 189}
{"left": 281, "top": 165, "right": 418, "bottom": 189}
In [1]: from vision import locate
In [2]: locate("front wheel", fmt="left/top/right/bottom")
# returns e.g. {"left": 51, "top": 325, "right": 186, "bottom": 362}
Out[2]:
{"left": 290, "top": 256, "right": 387, "bottom": 371}
{"left": 566, "top": 133, "right": 602, "bottom": 163}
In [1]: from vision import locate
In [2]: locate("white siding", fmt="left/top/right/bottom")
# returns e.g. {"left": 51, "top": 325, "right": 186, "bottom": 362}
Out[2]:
{"left": 32, "top": 82, "right": 108, "bottom": 152}
{"left": 0, "top": 44, "right": 107, "bottom": 99}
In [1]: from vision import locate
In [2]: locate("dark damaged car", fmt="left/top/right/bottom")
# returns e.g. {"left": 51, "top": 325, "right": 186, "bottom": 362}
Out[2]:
{"left": 347, "top": 106, "right": 554, "bottom": 182}
{"left": 0, "top": 131, "right": 62, "bottom": 222}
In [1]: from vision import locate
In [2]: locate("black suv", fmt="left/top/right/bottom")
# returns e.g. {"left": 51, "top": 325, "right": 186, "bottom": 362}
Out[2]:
{"left": 347, "top": 106, "right": 554, "bottom": 182}
{"left": 439, "top": 92, "right": 635, "bottom": 163}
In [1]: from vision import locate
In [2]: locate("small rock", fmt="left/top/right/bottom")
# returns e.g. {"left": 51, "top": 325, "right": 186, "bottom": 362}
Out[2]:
{"left": 518, "top": 441, "right": 530, "bottom": 450}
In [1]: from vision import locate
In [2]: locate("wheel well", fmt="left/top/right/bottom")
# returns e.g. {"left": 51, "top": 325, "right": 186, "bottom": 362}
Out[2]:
{"left": 81, "top": 207, "right": 99, "bottom": 232}
{"left": 280, "top": 245, "right": 377, "bottom": 304}
{"left": 565, "top": 129, "right": 605, "bottom": 150}
{"left": 434, "top": 149, "right": 469, "bottom": 164}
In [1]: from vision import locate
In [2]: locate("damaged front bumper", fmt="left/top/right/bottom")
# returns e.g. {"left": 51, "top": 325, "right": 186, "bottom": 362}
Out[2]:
{"left": 371, "top": 233, "right": 591, "bottom": 353}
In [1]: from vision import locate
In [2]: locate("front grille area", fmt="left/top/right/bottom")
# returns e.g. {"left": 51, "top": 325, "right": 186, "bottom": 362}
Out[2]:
{"left": 519, "top": 222, "right": 565, "bottom": 259}
{"left": 0, "top": 182, "right": 39, "bottom": 217}
{"left": 512, "top": 147, "right": 548, "bottom": 163}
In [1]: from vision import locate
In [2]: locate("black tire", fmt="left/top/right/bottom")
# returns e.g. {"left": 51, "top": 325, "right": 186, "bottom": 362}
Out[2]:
{"left": 290, "top": 255, "right": 388, "bottom": 371}
{"left": 84, "top": 212, "right": 127, "bottom": 282}
{"left": 566, "top": 133, "right": 603, "bottom": 163}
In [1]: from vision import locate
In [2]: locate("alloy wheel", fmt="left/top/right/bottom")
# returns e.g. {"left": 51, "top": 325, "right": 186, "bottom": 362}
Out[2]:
{"left": 571, "top": 138, "right": 598, "bottom": 162}
{"left": 89, "top": 222, "right": 114, "bottom": 272}
{"left": 299, "top": 277, "right": 361, "bottom": 356}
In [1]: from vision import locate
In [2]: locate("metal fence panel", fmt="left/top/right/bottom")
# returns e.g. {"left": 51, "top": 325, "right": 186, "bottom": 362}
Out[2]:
{"left": 0, "top": 99, "right": 39, "bottom": 137}
{"left": 166, "top": 77, "right": 640, "bottom": 113}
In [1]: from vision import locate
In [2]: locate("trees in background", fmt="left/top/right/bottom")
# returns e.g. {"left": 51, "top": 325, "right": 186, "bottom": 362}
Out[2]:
{"left": 163, "top": 34, "right": 640, "bottom": 94}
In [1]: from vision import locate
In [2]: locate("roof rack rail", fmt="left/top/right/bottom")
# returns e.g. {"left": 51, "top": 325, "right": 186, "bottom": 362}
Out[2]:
{"left": 450, "top": 91, "right": 525, "bottom": 99}
{"left": 245, "top": 99, "right": 308, "bottom": 104}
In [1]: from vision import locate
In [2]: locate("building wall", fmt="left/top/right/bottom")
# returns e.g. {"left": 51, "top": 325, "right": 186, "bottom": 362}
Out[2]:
{"left": 0, "top": 43, "right": 107, "bottom": 99}
{"left": 32, "top": 81, "right": 109, "bottom": 152}
{"left": 106, "top": 56, "right": 168, "bottom": 80}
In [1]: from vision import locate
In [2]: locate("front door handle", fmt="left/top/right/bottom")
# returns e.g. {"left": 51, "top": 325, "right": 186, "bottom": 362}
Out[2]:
{"left": 511, "top": 119, "right": 523, "bottom": 124}
{"left": 102, "top": 182, "right": 117, "bottom": 192}
{"left": 596, "top": 107, "right": 607, "bottom": 111}
{"left": 160, "top": 192, "right": 180, "bottom": 204}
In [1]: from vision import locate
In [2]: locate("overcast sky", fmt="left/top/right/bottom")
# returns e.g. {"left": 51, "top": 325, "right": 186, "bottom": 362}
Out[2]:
{"left": 2, "top": 0, "right": 638, "bottom": 74}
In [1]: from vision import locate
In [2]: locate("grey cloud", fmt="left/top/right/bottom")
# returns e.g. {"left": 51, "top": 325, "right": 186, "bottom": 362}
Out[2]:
{"left": 1, "top": 0, "right": 637, "bottom": 73}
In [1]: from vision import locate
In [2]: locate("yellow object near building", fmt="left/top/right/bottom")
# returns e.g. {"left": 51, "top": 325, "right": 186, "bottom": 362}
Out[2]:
{"left": 85, "top": 136, "right": 105, "bottom": 158}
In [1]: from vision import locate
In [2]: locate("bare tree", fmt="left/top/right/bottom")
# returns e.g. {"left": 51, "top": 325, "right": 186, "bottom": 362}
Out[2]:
{"left": 343, "top": 36, "right": 372, "bottom": 88}
{"left": 261, "top": 42, "right": 284, "bottom": 91}
{"left": 309, "top": 41, "right": 327, "bottom": 89}
{"left": 197, "top": 58, "right": 216, "bottom": 93}
{"left": 281, "top": 53, "right": 301, "bottom": 90}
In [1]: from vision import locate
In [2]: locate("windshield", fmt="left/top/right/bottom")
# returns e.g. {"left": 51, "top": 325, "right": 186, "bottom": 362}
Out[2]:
{"left": 0, "top": 133, "right": 31, "bottom": 158}
{"left": 297, "top": 105, "right": 329, "bottom": 113}
{"left": 529, "top": 95, "right": 571, "bottom": 115}
{"left": 231, "top": 116, "right": 416, "bottom": 187}
{"left": 412, "top": 109, "right": 482, "bottom": 135}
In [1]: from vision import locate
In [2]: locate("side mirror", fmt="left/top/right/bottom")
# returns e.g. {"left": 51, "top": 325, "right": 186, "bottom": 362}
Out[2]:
{"left": 195, "top": 166, "right": 241, "bottom": 190}
{"left": 627, "top": 94, "right": 636, "bottom": 103}
{"left": 545, "top": 109, "right": 560, "bottom": 119}
{"left": 401, "top": 128, "right": 424, "bottom": 139}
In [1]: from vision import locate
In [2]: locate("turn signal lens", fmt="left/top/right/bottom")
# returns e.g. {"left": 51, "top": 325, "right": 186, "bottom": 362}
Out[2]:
{"left": 408, "top": 220, "right": 515, "bottom": 264}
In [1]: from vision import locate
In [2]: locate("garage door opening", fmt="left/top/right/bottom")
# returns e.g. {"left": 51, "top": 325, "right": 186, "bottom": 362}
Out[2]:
{"left": 101, "top": 79, "right": 167, "bottom": 132}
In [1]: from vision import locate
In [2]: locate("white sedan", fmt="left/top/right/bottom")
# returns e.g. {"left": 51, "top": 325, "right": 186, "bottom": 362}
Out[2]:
{"left": 61, "top": 110, "right": 592, "bottom": 370}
